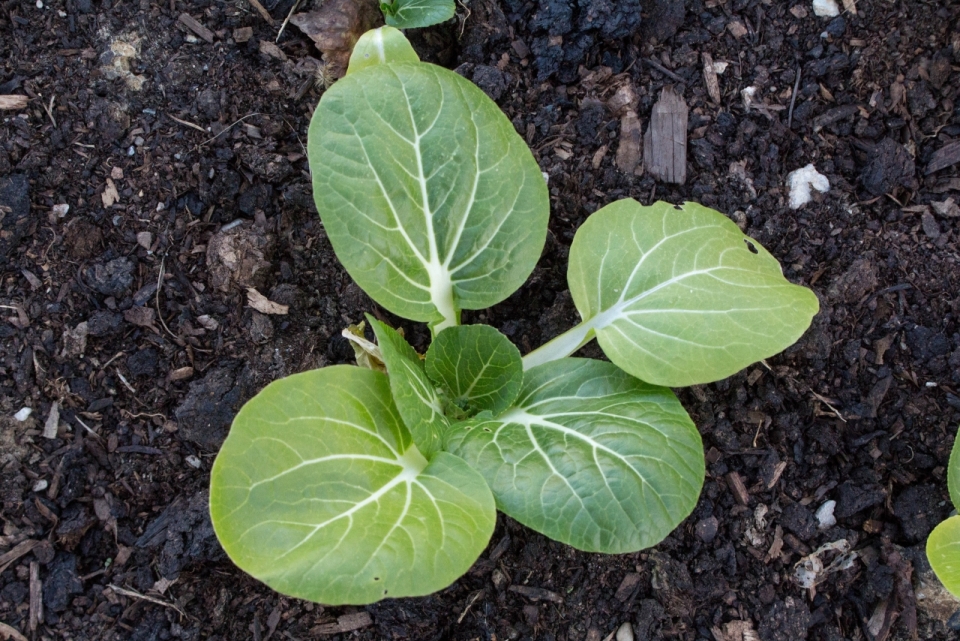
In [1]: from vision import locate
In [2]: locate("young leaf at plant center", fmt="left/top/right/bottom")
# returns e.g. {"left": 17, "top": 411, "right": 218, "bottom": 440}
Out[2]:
{"left": 347, "top": 26, "right": 420, "bottom": 76}
{"left": 425, "top": 324, "right": 523, "bottom": 416}
{"left": 308, "top": 32, "right": 549, "bottom": 331}
{"left": 368, "top": 316, "right": 448, "bottom": 456}
{"left": 561, "top": 200, "right": 819, "bottom": 387}
{"left": 209, "top": 366, "right": 496, "bottom": 605}
{"left": 380, "top": 0, "right": 455, "bottom": 29}
{"left": 446, "top": 358, "right": 704, "bottom": 554}
{"left": 927, "top": 515, "right": 960, "bottom": 599}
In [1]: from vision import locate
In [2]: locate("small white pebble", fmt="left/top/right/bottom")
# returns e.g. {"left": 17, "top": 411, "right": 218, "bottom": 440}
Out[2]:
{"left": 787, "top": 164, "right": 830, "bottom": 209}
{"left": 812, "top": 0, "right": 840, "bottom": 17}
{"left": 816, "top": 500, "right": 837, "bottom": 529}
{"left": 185, "top": 455, "right": 202, "bottom": 469}
{"left": 616, "top": 622, "right": 634, "bottom": 641}
{"left": 925, "top": 381, "right": 937, "bottom": 388}
{"left": 14, "top": 407, "right": 32, "bottom": 421}
{"left": 33, "top": 479, "right": 49, "bottom": 492}
{"left": 36, "top": 0, "right": 43, "bottom": 8}
{"left": 53, "top": 203, "right": 70, "bottom": 218}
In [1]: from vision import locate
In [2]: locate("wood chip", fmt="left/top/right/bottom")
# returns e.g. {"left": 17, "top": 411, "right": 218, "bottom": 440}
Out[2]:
{"left": 702, "top": 52, "right": 721, "bottom": 103}
{"left": 234, "top": 26, "right": 254, "bottom": 43}
{"left": 247, "top": 0, "right": 276, "bottom": 25}
{"left": 259, "top": 40, "right": 288, "bottom": 61}
{"left": 247, "top": 288, "right": 289, "bottom": 315}
{"left": 0, "top": 95, "right": 29, "bottom": 110}
{"left": 311, "top": 612, "right": 373, "bottom": 635}
{"left": 614, "top": 572, "right": 642, "bottom": 601}
{"left": 43, "top": 401, "right": 60, "bottom": 439}
{"left": 101, "top": 177, "right": 120, "bottom": 207}
{"left": 178, "top": 13, "right": 215, "bottom": 44}
{"left": 925, "top": 141, "right": 960, "bottom": 175}
{"left": 932, "top": 198, "right": 960, "bottom": 217}
{"left": 615, "top": 110, "right": 643, "bottom": 175}
{"left": 726, "top": 20, "right": 748, "bottom": 38}
{"left": 841, "top": 0, "right": 856, "bottom": 14}
{"left": 0, "top": 622, "right": 29, "bottom": 641}
{"left": 725, "top": 471, "right": 750, "bottom": 506}
{"left": 508, "top": 585, "right": 564, "bottom": 603}
{"left": 168, "top": 366, "right": 194, "bottom": 381}
{"left": 29, "top": 562, "right": 41, "bottom": 633}
{"left": 643, "top": 87, "right": 688, "bottom": 184}
{"left": 0, "top": 540, "right": 39, "bottom": 575}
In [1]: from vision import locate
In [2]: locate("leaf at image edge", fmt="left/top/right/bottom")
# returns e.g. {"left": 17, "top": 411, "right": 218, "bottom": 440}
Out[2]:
{"left": 384, "top": 0, "right": 455, "bottom": 29}
{"left": 209, "top": 366, "right": 495, "bottom": 605}
{"left": 948, "top": 428, "right": 960, "bottom": 512}
{"left": 927, "top": 515, "right": 960, "bottom": 600}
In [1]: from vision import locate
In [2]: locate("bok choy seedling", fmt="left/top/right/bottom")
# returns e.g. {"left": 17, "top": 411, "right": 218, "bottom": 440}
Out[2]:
{"left": 927, "top": 427, "right": 960, "bottom": 599}
{"left": 209, "top": 26, "right": 820, "bottom": 606}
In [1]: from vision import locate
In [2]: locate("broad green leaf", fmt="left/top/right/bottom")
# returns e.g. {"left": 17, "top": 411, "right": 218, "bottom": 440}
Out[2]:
{"left": 210, "top": 366, "right": 496, "bottom": 605}
{"left": 308, "top": 51, "right": 549, "bottom": 330}
{"left": 949, "top": 429, "right": 960, "bottom": 511}
{"left": 567, "top": 200, "right": 819, "bottom": 387}
{"left": 445, "top": 358, "right": 704, "bottom": 553}
{"left": 425, "top": 324, "right": 523, "bottom": 416}
{"left": 927, "top": 515, "right": 960, "bottom": 599}
{"left": 347, "top": 26, "right": 420, "bottom": 76}
{"left": 383, "top": 0, "right": 455, "bottom": 29}
{"left": 368, "top": 316, "right": 448, "bottom": 455}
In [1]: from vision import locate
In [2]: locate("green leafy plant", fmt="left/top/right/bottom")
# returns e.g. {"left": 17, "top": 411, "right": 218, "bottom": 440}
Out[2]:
{"left": 209, "top": 27, "right": 819, "bottom": 605}
{"left": 379, "top": 0, "right": 454, "bottom": 29}
{"left": 927, "top": 428, "right": 960, "bottom": 599}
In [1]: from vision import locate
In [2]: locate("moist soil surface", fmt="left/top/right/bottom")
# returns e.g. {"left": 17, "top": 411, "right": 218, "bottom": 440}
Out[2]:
{"left": 2, "top": 1, "right": 960, "bottom": 640}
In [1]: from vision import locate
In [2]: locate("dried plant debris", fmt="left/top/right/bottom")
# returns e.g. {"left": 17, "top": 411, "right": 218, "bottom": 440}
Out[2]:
{"left": 290, "top": 0, "right": 384, "bottom": 81}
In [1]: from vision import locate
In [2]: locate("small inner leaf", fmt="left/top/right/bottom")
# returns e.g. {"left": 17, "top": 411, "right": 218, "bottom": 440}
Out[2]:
{"left": 368, "top": 316, "right": 448, "bottom": 455}
{"left": 567, "top": 199, "right": 819, "bottom": 387}
{"left": 209, "top": 366, "right": 496, "bottom": 605}
{"left": 347, "top": 26, "right": 420, "bottom": 76}
{"left": 384, "top": 0, "right": 455, "bottom": 29}
{"left": 446, "top": 358, "right": 704, "bottom": 554}
{"left": 425, "top": 324, "right": 523, "bottom": 416}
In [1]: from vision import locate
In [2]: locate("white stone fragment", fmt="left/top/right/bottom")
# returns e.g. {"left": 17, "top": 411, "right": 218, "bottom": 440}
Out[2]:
{"left": 812, "top": 0, "right": 840, "bottom": 17}
{"left": 787, "top": 164, "right": 830, "bottom": 209}
{"left": 616, "top": 621, "right": 634, "bottom": 641}
{"left": 14, "top": 407, "right": 33, "bottom": 421}
{"left": 816, "top": 500, "right": 837, "bottom": 529}
{"left": 33, "top": 479, "right": 49, "bottom": 492}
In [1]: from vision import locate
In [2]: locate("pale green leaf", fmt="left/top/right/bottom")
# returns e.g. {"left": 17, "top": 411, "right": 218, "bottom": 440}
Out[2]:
{"left": 927, "top": 515, "right": 960, "bottom": 599}
{"left": 368, "top": 316, "right": 448, "bottom": 455}
{"left": 347, "top": 26, "right": 420, "bottom": 76}
{"left": 425, "top": 324, "right": 523, "bottom": 416}
{"left": 949, "top": 429, "right": 960, "bottom": 512}
{"left": 210, "top": 366, "right": 496, "bottom": 605}
{"left": 445, "top": 358, "right": 704, "bottom": 553}
{"left": 567, "top": 199, "right": 820, "bottom": 387}
{"left": 383, "top": 0, "right": 455, "bottom": 29}
{"left": 308, "top": 56, "right": 549, "bottom": 329}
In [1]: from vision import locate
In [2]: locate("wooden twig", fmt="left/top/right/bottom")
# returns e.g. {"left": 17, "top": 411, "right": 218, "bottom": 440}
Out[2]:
{"left": 787, "top": 66, "right": 801, "bottom": 129}
{"left": 643, "top": 57, "right": 684, "bottom": 83}
{"left": 108, "top": 584, "right": 187, "bottom": 619}
{"left": 248, "top": 0, "right": 276, "bottom": 25}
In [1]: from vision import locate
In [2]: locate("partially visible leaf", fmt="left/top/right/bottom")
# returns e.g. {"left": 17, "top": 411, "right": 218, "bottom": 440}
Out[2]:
{"left": 567, "top": 200, "right": 819, "bottom": 387}
{"left": 308, "top": 49, "right": 549, "bottom": 329}
{"left": 446, "top": 358, "right": 704, "bottom": 554}
{"left": 290, "top": 0, "right": 383, "bottom": 80}
{"left": 927, "top": 515, "right": 960, "bottom": 599}
{"left": 383, "top": 0, "right": 455, "bottom": 29}
{"left": 425, "top": 324, "right": 522, "bottom": 416}
{"left": 369, "top": 317, "right": 448, "bottom": 456}
{"left": 949, "top": 429, "right": 960, "bottom": 512}
{"left": 210, "top": 366, "right": 495, "bottom": 605}
{"left": 347, "top": 26, "right": 419, "bottom": 75}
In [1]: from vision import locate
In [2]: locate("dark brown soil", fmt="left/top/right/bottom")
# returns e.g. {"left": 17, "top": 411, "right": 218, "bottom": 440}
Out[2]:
{"left": 2, "top": 1, "right": 960, "bottom": 640}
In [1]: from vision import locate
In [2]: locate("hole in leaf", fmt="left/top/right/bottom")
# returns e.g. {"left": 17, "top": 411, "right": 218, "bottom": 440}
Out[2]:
{"left": 744, "top": 239, "right": 759, "bottom": 254}
{"left": 374, "top": 577, "right": 380, "bottom": 581}
{"left": 482, "top": 427, "right": 492, "bottom": 432}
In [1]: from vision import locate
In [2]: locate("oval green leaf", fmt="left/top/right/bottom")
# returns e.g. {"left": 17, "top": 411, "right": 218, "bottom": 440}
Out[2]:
{"left": 425, "top": 324, "right": 523, "bottom": 416}
{"left": 210, "top": 366, "right": 496, "bottom": 605}
{"left": 949, "top": 429, "right": 960, "bottom": 511}
{"left": 384, "top": 0, "right": 455, "bottom": 29}
{"left": 927, "top": 515, "right": 960, "bottom": 599}
{"left": 567, "top": 200, "right": 820, "bottom": 387}
{"left": 347, "top": 26, "right": 420, "bottom": 76}
{"left": 308, "top": 58, "right": 549, "bottom": 330}
{"left": 368, "top": 316, "right": 448, "bottom": 456}
{"left": 445, "top": 358, "right": 704, "bottom": 553}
